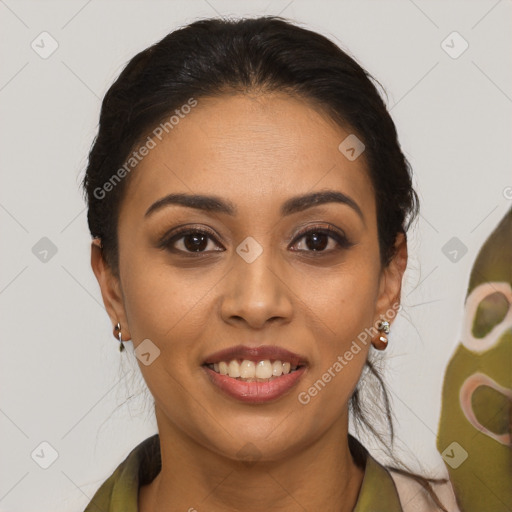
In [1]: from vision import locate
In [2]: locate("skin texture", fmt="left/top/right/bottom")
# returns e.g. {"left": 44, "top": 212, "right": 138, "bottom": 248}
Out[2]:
{"left": 91, "top": 92, "right": 408, "bottom": 512}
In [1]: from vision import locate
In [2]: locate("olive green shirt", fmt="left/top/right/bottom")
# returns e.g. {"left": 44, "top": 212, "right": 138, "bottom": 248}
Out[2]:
{"left": 83, "top": 434, "right": 405, "bottom": 512}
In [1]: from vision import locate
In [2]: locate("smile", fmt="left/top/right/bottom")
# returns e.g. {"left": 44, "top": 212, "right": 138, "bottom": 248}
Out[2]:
{"left": 202, "top": 345, "right": 308, "bottom": 403}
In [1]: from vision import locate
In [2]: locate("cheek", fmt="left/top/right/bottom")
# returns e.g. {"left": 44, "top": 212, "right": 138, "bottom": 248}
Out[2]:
{"left": 119, "top": 248, "right": 221, "bottom": 346}
{"left": 293, "top": 251, "right": 380, "bottom": 342}
{"left": 118, "top": 259, "right": 215, "bottom": 420}
{"left": 291, "top": 251, "right": 380, "bottom": 402}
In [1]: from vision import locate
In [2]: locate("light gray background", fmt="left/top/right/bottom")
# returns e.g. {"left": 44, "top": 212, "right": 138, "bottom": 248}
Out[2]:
{"left": 1, "top": 0, "right": 511, "bottom": 510}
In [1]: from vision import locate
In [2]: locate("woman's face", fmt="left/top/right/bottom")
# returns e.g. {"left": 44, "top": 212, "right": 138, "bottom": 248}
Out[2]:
{"left": 93, "top": 92, "right": 406, "bottom": 461}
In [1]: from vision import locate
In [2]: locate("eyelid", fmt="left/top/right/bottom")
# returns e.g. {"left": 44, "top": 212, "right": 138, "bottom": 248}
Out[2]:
{"left": 290, "top": 223, "right": 353, "bottom": 249}
{"left": 157, "top": 224, "right": 224, "bottom": 250}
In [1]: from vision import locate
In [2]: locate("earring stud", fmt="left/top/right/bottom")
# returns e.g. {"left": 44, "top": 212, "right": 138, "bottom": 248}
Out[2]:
{"left": 377, "top": 319, "right": 390, "bottom": 334}
{"left": 374, "top": 319, "right": 390, "bottom": 350}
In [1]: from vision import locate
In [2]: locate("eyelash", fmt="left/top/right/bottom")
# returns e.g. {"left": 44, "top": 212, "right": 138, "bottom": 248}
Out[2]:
{"left": 159, "top": 224, "right": 354, "bottom": 256}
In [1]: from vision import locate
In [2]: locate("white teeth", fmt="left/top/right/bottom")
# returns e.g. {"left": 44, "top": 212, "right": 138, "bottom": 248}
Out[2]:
{"left": 228, "top": 360, "right": 241, "bottom": 378}
{"left": 219, "top": 361, "right": 229, "bottom": 375}
{"left": 272, "top": 360, "right": 283, "bottom": 376}
{"left": 240, "top": 360, "right": 255, "bottom": 379}
{"left": 256, "top": 360, "right": 273, "bottom": 379}
{"left": 209, "top": 359, "right": 299, "bottom": 380}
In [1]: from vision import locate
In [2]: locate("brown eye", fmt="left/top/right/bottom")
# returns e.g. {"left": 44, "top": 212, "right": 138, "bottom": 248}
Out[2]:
{"left": 181, "top": 232, "right": 210, "bottom": 252}
{"left": 301, "top": 231, "right": 330, "bottom": 251}
{"left": 160, "top": 227, "right": 224, "bottom": 255}
{"left": 290, "top": 225, "right": 353, "bottom": 253}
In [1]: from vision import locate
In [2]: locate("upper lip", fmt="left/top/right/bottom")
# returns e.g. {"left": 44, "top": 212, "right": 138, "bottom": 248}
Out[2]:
{"left": 203, "top": 344, "right": 308, "bottom": 366}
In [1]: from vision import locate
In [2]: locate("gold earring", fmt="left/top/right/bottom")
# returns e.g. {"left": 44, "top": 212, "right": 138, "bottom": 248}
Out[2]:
{"left": 114, "top": 322, "right": 125, "bottom": 352}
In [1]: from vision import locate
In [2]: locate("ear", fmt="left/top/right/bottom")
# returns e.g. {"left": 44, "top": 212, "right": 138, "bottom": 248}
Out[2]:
{"left": 90, "top": 239, "right": 131, "bottom": 340}
{"left": 374, "top": 232, "right": 408, "bottom": 325}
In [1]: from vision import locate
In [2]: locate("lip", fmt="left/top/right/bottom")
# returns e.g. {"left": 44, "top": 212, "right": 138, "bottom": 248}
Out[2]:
{"left": 203, "top": 344, "right": 308, "bottom": 366}
{"left": 203, "top": 365, "right": 307, "bottom": 403}
{"left": 202, "top": 344, "right": 309, "bottom": 404}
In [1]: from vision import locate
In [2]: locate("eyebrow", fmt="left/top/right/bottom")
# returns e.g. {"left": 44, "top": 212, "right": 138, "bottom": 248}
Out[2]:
{"left": 145, "top": 190, "right": 365, "bottom": 223}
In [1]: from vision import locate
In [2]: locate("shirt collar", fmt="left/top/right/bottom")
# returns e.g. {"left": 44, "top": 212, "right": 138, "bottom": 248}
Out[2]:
{"left": 84, "top": 433, "right": 402, "bottom": 512}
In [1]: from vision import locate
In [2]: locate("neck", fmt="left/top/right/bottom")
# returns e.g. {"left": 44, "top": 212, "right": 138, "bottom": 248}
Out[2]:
{"left": 139, "top": 407, "right": 365, "bottom": 512}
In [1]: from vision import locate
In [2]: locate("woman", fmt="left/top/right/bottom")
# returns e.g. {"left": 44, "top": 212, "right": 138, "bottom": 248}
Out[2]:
{"left": 82, "top": 16, "right": 459, "bottom": 512}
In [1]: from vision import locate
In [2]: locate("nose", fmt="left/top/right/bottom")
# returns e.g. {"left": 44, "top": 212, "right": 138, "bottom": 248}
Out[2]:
{"left": 220, "top": 243, "right": 294, "bottom": 330}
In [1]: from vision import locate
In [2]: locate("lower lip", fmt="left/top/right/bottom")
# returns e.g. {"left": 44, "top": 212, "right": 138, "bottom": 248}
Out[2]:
{"left": 203, "top": 366, "right": 307, "bottom": 403}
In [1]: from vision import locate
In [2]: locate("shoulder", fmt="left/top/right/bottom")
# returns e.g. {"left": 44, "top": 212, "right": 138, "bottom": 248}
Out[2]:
{"left": 389, "top": 469, "right": 461, "bottom": 512}
{"left": 82, "top": 434, "right": 161, "bottom": 512}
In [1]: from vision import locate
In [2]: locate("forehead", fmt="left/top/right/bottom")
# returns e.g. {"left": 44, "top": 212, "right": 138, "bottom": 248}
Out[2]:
{"left": 122, "top": 93, "right": 375, "bottom": 220}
